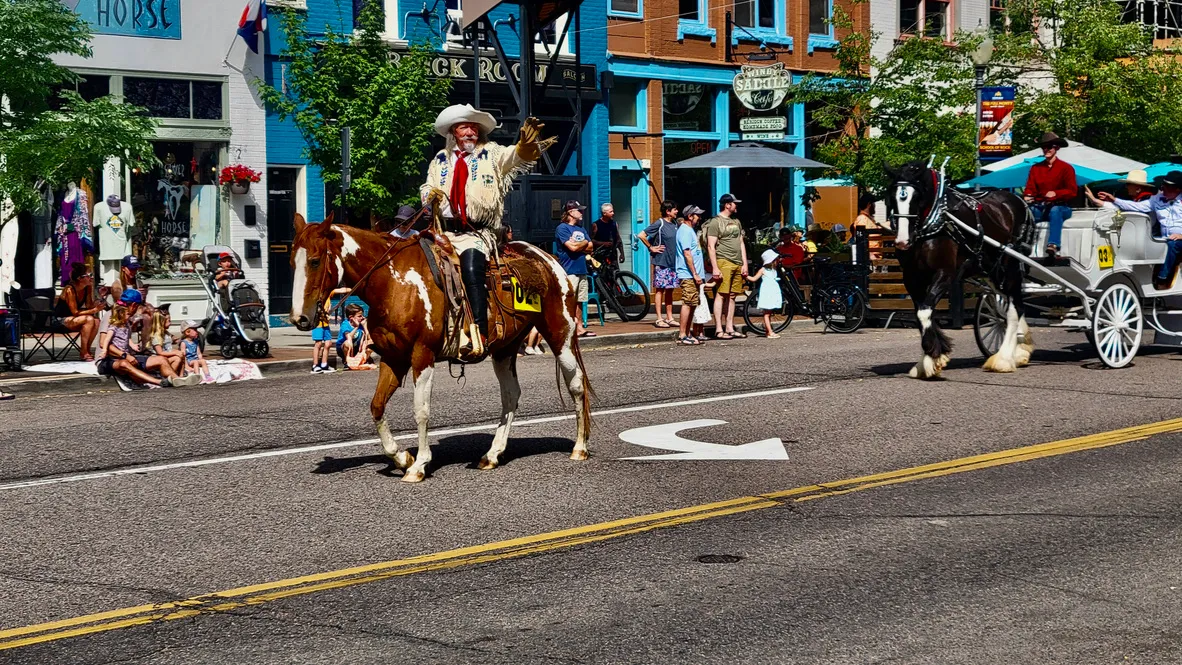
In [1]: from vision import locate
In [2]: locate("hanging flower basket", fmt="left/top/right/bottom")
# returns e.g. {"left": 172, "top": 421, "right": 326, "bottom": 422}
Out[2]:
{"left": 219, "top": 164, "right": 262, "bottom": 197}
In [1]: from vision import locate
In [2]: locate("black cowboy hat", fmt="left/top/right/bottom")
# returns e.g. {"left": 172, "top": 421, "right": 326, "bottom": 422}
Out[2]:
{"left": 1038, "top": 132, "right": 1069, "bottom": 149}
{"left": 1154, "top": 170, "right": 1182, "bottom": 187}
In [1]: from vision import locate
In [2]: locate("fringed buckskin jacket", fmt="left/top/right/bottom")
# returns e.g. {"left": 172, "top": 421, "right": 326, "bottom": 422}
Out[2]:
{"left": 420, "top": 141, "right": 534, "bottom": 233}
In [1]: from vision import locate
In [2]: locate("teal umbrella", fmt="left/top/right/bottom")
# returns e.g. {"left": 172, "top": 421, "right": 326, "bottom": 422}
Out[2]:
{"left": 1141, "top": 162, "right": 1182, "bottom": 180}
{"left": 960, "top": 158, "right": 1120, "bottom": 189}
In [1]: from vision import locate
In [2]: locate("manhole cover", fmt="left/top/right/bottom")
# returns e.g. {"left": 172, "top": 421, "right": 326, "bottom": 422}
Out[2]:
{"left": 695, "top": 554, "right": 744, "bottom": 564}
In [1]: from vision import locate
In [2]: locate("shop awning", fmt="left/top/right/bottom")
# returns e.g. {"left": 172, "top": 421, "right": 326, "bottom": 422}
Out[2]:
{"left": 960, "top": 158, "right": 1121, "bottom": 189}
{"left": 983, "top": 140, "right": 1146, "bottom": 174}
{"left": 666, "top": 142, "right": 830, "bottom": 169}
{"left": 803, "top": 176, "right": 855, "bottom": 187}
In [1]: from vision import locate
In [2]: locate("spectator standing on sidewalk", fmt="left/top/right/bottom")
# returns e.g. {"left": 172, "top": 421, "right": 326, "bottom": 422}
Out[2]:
{"left": 639, "top": 200, "right": 680, "bottom": 329}
{"left": 555, "top": 200, "right": 595, "bottom": 338}
{"left": 311, "top": 287, "right": 350, "bottom": 373}
{"left": 675, "top": 205, "right": 707, "bottom": 346}
{"left": 705, "top": 193, "right": 748, "bottom": 339}
{"left": 591, "top": 203, "right": 625, "bottom": 264}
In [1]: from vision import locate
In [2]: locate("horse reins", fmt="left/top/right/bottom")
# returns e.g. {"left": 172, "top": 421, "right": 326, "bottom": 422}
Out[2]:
{"left": 317, "top": 208, "right": 431, "bottom": 320}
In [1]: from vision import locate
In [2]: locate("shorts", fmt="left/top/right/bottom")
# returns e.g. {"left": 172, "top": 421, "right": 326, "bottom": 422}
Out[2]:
{"left": 567, "top": 274, "right": 589, "bottom": 303}
{"left": 716, "top": 259, "right": 745, "bottom": 295}
{"left": 679, "top": 279, "right": 701, "bottom": 306}
{"left": 653, "top": 266, "right": 678, "bottom": 290}
{"left": 311, "top": 326, "right": 333, "bottom": 342}
{"left": 336, "top": 341, "right": 348, "bottom": 361}
{"left": 134, "top": 354, "right": 151, "bottom": 368}
{"left": 96, "top": 357, "right": 116, "bottom": 376}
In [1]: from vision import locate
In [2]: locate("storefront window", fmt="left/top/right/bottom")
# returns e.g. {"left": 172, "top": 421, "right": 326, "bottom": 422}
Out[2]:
{"left": 610, "top": 79, "right": 643, "bottom": 128}
{"left": 122, "top": 77, "right": 225, "bottom": 120}
{"left": 662, "top": 82, "right": 713, "bottom": 132}
{"left": 663, "top": 138, "right": 715, "bottom": 214}
{"left": 129, "top": 141, "right": 225, "bottom": 275}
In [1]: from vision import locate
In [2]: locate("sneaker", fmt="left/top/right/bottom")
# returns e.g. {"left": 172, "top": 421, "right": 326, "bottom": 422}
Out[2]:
{"left": 170, "top": 373, "right": 203, "bottom": 388}
{"left": 524, "top": 346, "right": 541, "bottom": 356}
{"left": 311, "top": 365, "right": 323, "bottom": 374}
{"left": 320, "top": 364, "right": 336, "bottom": 374}
{"left": 160, "top": 377, "right": 172, "bottom": 388}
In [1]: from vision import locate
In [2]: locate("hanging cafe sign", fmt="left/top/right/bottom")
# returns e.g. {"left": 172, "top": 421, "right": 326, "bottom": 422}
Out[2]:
{"left": 732, "top": 62, "right": 793, "bottom": 112}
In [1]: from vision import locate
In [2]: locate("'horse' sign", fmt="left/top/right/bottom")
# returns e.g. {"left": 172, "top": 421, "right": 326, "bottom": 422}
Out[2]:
{"left": 67, "top": 0, "right": 182, "bottom": 40}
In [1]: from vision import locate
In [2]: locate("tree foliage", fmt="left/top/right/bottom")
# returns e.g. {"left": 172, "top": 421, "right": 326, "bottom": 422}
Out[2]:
{"left": 256, "top": 0, "right": 451, "bottom": 217}
{"left": 0, "top": 0, "right": 156, "bottom": 225}
{"left": 792, "top": 0, "right": 1182, "bottom": 195}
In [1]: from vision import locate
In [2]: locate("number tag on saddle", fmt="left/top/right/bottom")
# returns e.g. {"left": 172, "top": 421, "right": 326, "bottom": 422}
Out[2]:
{"left": 512, "top": 277, "right": 541, "bottom": 312}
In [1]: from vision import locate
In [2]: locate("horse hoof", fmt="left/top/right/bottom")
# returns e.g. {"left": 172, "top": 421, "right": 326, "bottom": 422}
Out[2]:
{"left": 570, "top": 449, "right": 590, "bottom": 461}
{"left": 1015, "top": 345, "right": 1033, "bottom": 367}
{"left": 477, "top": 456, "right": 498, "bottom": 470}
{"left": 909, "top": 356, "right": 941, "bottom": 380}
{"left": 401, "top": 469, "right": 426, "bottom": 483}
{"left": 983, "top": 354, "right": 1017, "bottom": 373}
{"left": 936, "top": 354, "right": 950, "bottom": 370}
{"left": 389, "top": 451, "right": 415, "bottom": 470}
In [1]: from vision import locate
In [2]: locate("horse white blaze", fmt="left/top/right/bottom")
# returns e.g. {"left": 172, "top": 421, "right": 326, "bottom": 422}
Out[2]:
{"left": 895, "top": 185, "right": 914, "bottom": 248}
{"left": 334, "top": 257, "right": 345, "bottom": 286}
{"left": 291, "top": 248, "right": 309, "bottom": 320}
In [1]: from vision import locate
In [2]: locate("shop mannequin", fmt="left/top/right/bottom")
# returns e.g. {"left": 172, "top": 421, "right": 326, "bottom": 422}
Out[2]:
{"left": 0, "top": 201, "right": 18, "bottom": 299}
{"left": 56, "top": 181, "right": 92, "bottom": 286}
{"left": 92, "top": 194, "right": 136, "bottom": 284}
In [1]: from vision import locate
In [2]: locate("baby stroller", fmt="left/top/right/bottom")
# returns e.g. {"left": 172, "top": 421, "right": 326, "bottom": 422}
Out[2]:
{"left": 197, "top": 245, "right": 270, "bottom": 359}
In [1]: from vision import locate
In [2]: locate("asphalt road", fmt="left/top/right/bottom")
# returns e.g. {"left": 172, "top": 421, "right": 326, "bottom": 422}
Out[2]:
{"left": 3, "top": 323, "right": 1182, "bottom": 663}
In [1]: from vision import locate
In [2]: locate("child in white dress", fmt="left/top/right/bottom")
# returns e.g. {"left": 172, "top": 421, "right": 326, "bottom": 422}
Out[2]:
{"left": 746, "top": 249, "right": 785, "bottom": 339}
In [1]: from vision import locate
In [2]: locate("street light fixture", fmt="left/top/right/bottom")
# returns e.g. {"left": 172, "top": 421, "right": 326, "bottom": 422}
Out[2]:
{"left": 970, "top": 24, "right": 994, "bottom": 189}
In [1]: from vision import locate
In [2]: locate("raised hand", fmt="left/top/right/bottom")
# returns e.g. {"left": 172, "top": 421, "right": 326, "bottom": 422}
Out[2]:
{"left": 517, "top": 117, "right": 557, "bottom": 161}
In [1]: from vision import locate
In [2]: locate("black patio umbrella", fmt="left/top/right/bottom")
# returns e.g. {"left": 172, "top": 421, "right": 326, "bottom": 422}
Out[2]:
{"left": 665, "top": 142, "right": 830, "bottom": 169}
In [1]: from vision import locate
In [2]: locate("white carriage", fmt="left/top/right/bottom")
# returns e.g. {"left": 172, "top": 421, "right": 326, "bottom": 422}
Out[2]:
{"left": 969, "top": 205, "right": 1182, "bottom": 368}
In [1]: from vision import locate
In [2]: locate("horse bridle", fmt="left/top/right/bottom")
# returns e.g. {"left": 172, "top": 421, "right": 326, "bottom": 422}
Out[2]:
{"left": 310, "top": 213, "right": 429, "bottom": 321}
{"left": 888, "top": 168, "right": 947, "bottom": 243}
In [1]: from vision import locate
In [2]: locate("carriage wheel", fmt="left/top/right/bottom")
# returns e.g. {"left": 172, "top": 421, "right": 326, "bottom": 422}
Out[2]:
{"left": 974, "top": 292, "right": 1010, "bottom": 358}
{"left": 1091, "top": 283, "right": 1142, "bottom": 369}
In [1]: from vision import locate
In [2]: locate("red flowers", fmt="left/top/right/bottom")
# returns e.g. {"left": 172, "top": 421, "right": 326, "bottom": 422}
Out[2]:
{"left": 218, "top": 164, "right": 262, "bottom": 185}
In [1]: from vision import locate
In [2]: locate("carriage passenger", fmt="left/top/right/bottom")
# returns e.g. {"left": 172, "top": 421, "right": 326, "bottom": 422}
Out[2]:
{"left": 1085, "top": 170, "right": 1154, "bottom": 208}
{"left": 1096, "top": 170, "right": 1182, "bottom": 289}
{"left": 1023, "top": 132, "right": 1078, "bottom": 258}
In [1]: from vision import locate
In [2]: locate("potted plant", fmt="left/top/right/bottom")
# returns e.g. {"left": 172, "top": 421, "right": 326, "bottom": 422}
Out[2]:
{"left": 219, "top": 164, "right": 262, "bottom": 196}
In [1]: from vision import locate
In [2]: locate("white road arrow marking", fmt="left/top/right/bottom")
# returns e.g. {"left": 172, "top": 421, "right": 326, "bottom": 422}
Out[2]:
{"left": 618, "top": 419, "right": 789, "bottom": 461}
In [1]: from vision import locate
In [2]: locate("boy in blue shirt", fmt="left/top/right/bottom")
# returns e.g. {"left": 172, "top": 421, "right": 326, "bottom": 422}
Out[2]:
{"left": 336, "top": 303, "right": 375, "bottom": 370}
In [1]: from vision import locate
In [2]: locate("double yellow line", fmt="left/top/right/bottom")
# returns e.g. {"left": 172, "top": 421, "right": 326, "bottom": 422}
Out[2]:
{"left": 4, "top": 416, "right": 1182, "bottom": 652}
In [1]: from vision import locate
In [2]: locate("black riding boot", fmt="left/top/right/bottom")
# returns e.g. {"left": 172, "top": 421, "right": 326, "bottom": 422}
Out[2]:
{"left": 460, "top": 249, "right": 489, "bottom": 341}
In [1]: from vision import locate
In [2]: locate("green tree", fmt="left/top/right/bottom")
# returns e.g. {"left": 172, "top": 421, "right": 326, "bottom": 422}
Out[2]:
{"left": 792, "top": 0, "right": 1182, "bottom": 195}
{"left": 0, "top": 0, "right": 156, "bottom": 226}
{"left": 256, "top": 0, "right": 451, "bottom": 218}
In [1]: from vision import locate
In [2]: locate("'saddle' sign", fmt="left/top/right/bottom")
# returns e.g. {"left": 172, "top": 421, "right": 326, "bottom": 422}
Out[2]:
{"left": 732, "top": 63, "right": 792, "bottom": 112}
{"left": 65, "top": 0, "right": 181, "bottom": 40}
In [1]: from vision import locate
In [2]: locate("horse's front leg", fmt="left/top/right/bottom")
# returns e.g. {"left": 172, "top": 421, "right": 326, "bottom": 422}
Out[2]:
{"left": 401, "top": 352, "right": 436, "bottom": 483}
{"left": 373, "top": 360, "right": 414, "bottom": 470}
{"left": 910, "top": 270, "right": 954, "bottom": 380}
{"left": 478, "top": 350, "right": 521, "bottom": 470}
{"left": 984, "top": 261, "right": 1024, "bottom": 373}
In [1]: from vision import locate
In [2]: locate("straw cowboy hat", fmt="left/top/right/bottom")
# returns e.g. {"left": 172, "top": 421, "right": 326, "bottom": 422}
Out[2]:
{"left": 433, "top": 104, "right": 499, "bottom": 137}
{"left": 1037, "top": 131, "right": 1069, "bottom": 149}
{"left": 1120, "top": 169, "right": 1153, "bottom": 188}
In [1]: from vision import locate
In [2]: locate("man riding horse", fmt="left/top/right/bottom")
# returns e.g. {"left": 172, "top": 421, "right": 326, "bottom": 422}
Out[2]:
{"left": 420, "top": 104, "right": 554, "bottom": 359}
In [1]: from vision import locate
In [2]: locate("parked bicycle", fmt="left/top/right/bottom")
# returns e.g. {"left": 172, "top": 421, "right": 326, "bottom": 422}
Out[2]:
{"left": 589, "top": 248, "right": 650, "bottom": 322}
{"left": 740, "top": 256, "right": 868, "bottom": 334}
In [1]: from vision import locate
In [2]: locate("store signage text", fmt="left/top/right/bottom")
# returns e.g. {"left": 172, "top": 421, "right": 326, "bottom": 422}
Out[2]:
{"left": 65, "top": 0, "right": 182, "bottom": 40}
{"left": 391, "top": 51, "right": 596, "bottom": 89}
{"left": 662, "top": 82, "right": 705, "bottom": 116}
{"left": 741, "top": 131, "right": 786, "bottom": 141}
{"left": 739, "top": 116, "right": 787, "bottom": 131}
{"left": 732, "top": 63, "right": 792, "bottom": 112}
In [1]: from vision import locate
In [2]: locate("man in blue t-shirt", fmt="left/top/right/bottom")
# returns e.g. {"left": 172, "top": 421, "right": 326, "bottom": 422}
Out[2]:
{"left": 675, "top": 205, "right": 707, "bottom": 344}
{"left": 555, "top": 200, "right": 593, "bottom": 337}
{"left": 639, "top": 200, "right": 681, "bottom": 328}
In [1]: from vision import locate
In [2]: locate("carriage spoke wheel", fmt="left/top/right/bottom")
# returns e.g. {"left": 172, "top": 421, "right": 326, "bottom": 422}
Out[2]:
{"left": 974, "top": 292, "right": 1010, "bottom": 359}
{"left": 1091, "top": 283, "right": 1142, "bottom": 369}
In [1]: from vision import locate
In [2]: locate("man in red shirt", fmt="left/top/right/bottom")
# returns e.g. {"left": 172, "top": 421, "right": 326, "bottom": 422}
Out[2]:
{"left": 1023, "top": 131, "right": 1078, "bottom": 257}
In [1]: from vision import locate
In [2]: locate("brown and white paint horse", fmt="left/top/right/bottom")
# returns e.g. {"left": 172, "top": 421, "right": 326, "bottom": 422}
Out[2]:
{"left": 289, "top": 214, "right": 592, "bottom": 482}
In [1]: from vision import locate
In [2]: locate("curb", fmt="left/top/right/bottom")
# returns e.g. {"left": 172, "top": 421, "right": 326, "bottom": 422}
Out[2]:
{"left": 0, "top": 331, "right": 677, "bottom": 397}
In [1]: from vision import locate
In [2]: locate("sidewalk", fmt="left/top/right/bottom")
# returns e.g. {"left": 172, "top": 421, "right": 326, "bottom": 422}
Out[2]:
{"left": 0, "top": 315, "right": 682, "bottom": 397}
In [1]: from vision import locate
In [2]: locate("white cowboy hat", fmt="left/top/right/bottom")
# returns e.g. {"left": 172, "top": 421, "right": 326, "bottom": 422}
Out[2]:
{"left": 433, "top": 104, "right": 498, "bottom": 138}
{"left": 1120, "top": 169, "right": 1153, "bottom": 188}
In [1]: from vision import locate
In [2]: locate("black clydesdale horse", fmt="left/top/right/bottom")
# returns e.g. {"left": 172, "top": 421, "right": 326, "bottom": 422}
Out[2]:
{"left": 885, "top": 160, "right": 1034, "bottom": 379}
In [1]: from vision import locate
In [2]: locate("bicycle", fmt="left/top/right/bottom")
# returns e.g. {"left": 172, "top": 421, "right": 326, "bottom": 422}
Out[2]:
{"left": 589, "top": 248, "right": 650, "bottom": 322}
{"left": 739, "top": 256, "right": 868, "bottom": 335}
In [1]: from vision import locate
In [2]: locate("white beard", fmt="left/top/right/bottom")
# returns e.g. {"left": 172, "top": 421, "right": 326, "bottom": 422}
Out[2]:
{"left": 457, "top": 139, "right": 477, "bottom": 153}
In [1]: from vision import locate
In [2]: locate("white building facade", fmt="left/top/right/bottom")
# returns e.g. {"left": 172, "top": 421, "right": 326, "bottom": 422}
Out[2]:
{"left": 52, "top": 0, "right": 269, "bottom": 320}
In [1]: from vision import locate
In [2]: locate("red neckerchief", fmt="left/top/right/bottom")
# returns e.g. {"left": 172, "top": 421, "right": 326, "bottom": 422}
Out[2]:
{"left": 450, "top": 150, "right": 470, "bottom": 227}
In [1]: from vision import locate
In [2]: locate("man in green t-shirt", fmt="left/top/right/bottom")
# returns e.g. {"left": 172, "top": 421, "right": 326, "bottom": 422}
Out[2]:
{"left": 705, "top": 193, "right": 748, "bottom": 339}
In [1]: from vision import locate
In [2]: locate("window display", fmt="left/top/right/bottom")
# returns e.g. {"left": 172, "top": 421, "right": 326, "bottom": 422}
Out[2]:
{"left": 128, "top": 140, "right": 226, "bottom": 276}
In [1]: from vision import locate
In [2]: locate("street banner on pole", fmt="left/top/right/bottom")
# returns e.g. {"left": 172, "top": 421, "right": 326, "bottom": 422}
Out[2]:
{"left": 978, "top": 86, "right": 1016, "bottom": 161}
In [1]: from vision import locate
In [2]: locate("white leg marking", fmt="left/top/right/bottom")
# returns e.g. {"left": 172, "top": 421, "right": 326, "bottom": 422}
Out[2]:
{"left": 402, "top": 366, "right": 435, "bottom": 483}
{"left": 480, "top": 356, "right": 521, "bottom": 470}
{"left": 557, "top": 345, "right": 589, "bottom": 460}
{"left": 1014, "top": 314, "right": 1034, "bottom": 367}
{"left": 984, "top": 303, "right": 1021, "bottom": 373}
{"left": 290, "top": 248, "right": 308, "bottom": 320}
{"left": 377, "top": 419, "right": 412, "bottom": 469}
{"left": 909, "top": 307, "right": 944, "bottom": 379}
